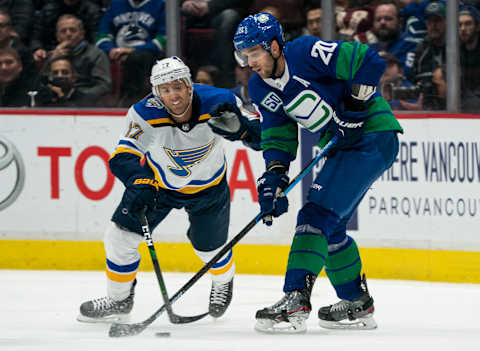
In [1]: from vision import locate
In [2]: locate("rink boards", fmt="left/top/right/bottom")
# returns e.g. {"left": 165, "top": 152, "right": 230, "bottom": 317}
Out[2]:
{"left": 1, "top": 110, "right": 479, "bottom": 283}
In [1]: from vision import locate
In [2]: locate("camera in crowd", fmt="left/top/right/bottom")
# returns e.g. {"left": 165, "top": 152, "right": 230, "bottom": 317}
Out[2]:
{"left": 382, "top": 72, "right": 435, "bottom": 102}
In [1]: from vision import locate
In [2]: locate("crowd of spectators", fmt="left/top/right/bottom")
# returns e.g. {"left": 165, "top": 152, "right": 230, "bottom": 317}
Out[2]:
{"left": 0, "top": 0, "right": 478, "bottom": 112}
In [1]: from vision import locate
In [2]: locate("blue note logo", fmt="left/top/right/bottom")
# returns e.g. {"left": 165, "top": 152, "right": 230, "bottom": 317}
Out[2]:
{"left": 164, "top": 140, "right": 214, "bottom": 177}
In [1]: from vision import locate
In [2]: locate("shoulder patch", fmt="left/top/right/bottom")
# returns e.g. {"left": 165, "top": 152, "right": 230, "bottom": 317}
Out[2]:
{"left": 145, "top": 97, "right": 163, "bottom": 109}
{"left": 261, "top": 92, "right": 283, "bottom": 112}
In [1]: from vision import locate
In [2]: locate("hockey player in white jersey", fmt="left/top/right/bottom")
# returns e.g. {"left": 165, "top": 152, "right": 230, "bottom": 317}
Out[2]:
{"left": 77, "top": 56, "right": 259, "bottom": 323}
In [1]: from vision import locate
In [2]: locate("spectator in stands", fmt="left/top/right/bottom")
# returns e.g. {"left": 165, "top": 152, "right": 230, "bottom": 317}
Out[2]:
{"left": 0, "top": 10, "right": 36, "bottom": 77}
{"left": 97, "top": 0, "right": 166, "bottom": 107}
{"left": 459, "top": 5, "right": 480, "bottom": 112}
{"left": 0, "top": 0, "right": 34, "bottom": 44}
{"left": 195, "top": 65, "right": 219, "bottom": 86}
{"left": 304, "top": 5, "right": 322, "bottom": 38}
{"left": 336, "top": 0, "right": 377, "bottom": 43}
{"left": 400, "top": 0, "right": 432, "bottom": 45}
{"left": 230, "top": 63, "right": 255, "bottom": 113}
{"left": 181, "top": 0, "right": 253, "bottom": 88}
{"left": 368, "top": 0, "right": 417, "bottom": 76}
{"left": 379, "top": 52, "right": 418, "bottom": 110}
{"left": 50, "top": 14, "right": 111, "bottom": 103}
{"left": 31, "top": 0, "right": 102, "bottom": 63}
{"left": 37, "top": 56, "right": 89, "bottom": 107}
{"left": 0, "top": 47, "right": 40, "bottom": 107}
{"left": 407, "top": 1, "right": 446, "bottom": 110}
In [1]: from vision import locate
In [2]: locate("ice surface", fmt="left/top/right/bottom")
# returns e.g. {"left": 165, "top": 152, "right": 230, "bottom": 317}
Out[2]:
{"left": 1, "top": 270, "right": 479, "bottom": 350}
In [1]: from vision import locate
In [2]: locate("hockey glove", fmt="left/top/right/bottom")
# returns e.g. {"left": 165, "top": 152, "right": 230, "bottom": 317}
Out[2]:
{"left": 327, "top": 103, "right": 367, "bottom": 156}
{"left": 123, "top": 177, "right": 159, "bottom": 216}
{"left": 208, "top": 102, "right": 248, "bottom": 141}
{"left": 257, "top": 169, "right": 289, "bottom": 226}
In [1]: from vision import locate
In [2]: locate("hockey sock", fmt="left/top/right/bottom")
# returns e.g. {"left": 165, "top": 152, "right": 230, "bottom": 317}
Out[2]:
{"left": 325, "top": 235, "right": 363, "bottom": 300}
{"left": 283, "top": 224, "right": 328, "bottom": 292}
{"left": 104, "top": 222, "right": 143, "bottom": 301}
{"left": 195, "top": 247, "right": 235, "bottom": 284}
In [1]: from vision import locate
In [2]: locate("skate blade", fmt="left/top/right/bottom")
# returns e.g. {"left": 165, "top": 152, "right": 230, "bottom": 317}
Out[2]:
{"left": 318, "top": 315, "right": 377, "bottom": 330}
{"left": 254, "top": 318, "right": 307, "bottom": 334}
{"left": 76, "top": 313, "right": 130, "bottom": 324}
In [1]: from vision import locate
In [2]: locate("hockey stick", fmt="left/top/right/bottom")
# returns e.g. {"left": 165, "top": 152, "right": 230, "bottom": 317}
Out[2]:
{"left": 109, "top": 136, "right": 338, "bottom": 337}
{"left": 139, "top": 207, "right": 208, "bottom": 324}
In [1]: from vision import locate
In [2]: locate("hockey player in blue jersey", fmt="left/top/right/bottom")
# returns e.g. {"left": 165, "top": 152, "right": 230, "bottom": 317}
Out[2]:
{"left": 77, "top": 56, "right": 259, "bottom": 323}
{"left": 232, "top": 13, "right": 403, "bottom": 333}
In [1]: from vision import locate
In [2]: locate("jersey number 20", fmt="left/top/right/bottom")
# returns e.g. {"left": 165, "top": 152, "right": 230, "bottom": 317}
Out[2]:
{"left": 311, "top": 40, "right": 338, "bottom": 66}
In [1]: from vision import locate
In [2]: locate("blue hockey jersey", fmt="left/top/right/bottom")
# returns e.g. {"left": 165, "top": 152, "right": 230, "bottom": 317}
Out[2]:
{"left": 96, "top": 0, "right": 166, "bottom": 54}
{"left": 248, "top": 36, "right": 403, "bottom": 167}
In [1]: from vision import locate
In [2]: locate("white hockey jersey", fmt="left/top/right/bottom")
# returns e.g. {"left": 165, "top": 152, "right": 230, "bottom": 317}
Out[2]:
{"left": 111, "top": 84, "right": 238, "bottom": 194}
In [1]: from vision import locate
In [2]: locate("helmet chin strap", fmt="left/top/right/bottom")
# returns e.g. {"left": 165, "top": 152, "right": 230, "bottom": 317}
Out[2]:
{"left": 269, "top": 52, "right": 280, "bottom": 79}
{"left": 268, "top": 41, "right": 283, "bottom": 79}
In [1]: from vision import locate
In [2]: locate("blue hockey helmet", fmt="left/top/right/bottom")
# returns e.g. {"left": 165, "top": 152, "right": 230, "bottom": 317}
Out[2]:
{"left": 233, "top": 13, "right": 285, "bottom": 66}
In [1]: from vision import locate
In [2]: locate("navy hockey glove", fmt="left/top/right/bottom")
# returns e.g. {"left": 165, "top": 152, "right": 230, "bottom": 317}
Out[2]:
{"left": 257, "top": 169, "right": 289, "bottom": 226}
{"left": 328, "top": 103, "right": 367, "bottom": 156}
{"left": 123, "top": 177, "right": 159, "bottom": 216}
{"left": 208, "top": 102, "right": 248, "bottom": 141}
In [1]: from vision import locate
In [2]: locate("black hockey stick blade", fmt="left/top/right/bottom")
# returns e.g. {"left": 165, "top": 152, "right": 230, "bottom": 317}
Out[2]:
{"left": 109, "top": 137, "right": 338, "bottom": 338}
{"left": 139, "top": 208, "right": 210, "bottom": 325}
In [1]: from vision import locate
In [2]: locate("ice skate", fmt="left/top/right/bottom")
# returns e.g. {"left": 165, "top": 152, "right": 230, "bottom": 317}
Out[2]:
{"left": 318, "top": 275, "right": 377, "bottom": 330}
{"left": 209, "top": 278, "right": 233, "bottom": 318}
{"left": 255, "top": 290, "right": 311, "bottom": 334}
{"left": 77, "top": 279, "right": 136, "bottom": 323}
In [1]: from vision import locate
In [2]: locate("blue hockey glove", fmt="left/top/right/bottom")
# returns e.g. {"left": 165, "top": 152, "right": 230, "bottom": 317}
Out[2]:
{"left": 208, "top": 102, "right": 247, "bottom": 141}
{"left": 327, "top": 103, "right": 367, "bottom": 156}
{"left": 122, "top": 177, "right": 159, "bottom": 216}
{"left": 257, "top": 170, "right": 289, "bottom": 226}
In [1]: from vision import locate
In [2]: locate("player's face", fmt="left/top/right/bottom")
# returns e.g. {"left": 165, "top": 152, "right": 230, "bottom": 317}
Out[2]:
{"left": 242, "top": 45, "right": 274, "bottom": 79}
{"left": 157, "top": 80, "right": 192, "bottom": 116}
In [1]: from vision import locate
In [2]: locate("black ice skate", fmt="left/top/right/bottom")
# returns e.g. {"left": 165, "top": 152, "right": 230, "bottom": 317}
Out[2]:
{"left": 318, "top": 274, "right": 377, "bottom": 330}
{"left": 209, "top": 278, "right": 233, "bottom": 318}
{"left": 254, "top": 274, "right": 316, "bottom": 333}
{"left": 77, "top": 279, "right": 136, "bottom": 323}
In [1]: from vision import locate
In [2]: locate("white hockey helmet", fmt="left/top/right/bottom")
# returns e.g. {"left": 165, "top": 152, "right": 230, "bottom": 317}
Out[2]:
{"left": 150, "top": 56, "right": 192, "bottom": 97}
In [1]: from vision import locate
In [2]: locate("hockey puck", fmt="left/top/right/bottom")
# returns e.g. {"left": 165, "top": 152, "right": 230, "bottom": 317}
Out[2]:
{"left": 155, "top": 332, "right": 171, "bottom": 337}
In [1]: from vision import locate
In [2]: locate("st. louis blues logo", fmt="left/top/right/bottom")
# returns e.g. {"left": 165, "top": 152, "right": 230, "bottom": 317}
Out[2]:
{"left": 164, "top": 140, "right": 214, "bottom": 177}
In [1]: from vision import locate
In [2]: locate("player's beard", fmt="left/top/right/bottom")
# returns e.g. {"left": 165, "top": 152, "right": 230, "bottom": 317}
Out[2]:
{"left": 257, "top": 57, "right": 275, "bottom": 79}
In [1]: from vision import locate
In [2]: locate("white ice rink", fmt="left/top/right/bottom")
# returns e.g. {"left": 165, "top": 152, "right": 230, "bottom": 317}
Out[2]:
{"left": 1, "top": 270, "right": 479, "bottom": 351}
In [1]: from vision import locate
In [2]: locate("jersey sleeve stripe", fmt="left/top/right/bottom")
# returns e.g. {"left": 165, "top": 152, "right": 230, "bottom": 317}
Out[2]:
{"left": 336, "top": 42, "right": 368, "bottom": 80}
{"left": 147, "top": 117, "right": 175, "bottom": 126}
{"left": 198, "top": 113, "right": 211, "bottom": 121}
{"left": 110, "top": 146, "right": 143, "bottom": 160}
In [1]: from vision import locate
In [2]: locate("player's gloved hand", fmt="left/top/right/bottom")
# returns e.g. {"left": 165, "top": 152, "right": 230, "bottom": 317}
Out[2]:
{"left": 123, "top": 177, "right": 159, "bottom": 215}
{"left": 257, "top": 170, "right": 289, "bottom": 226}
{"left": 208, "top": 102, "right": 247, "bottom": 141}
{"left": 327, "top": 102, "right": 367, "bottom": 156}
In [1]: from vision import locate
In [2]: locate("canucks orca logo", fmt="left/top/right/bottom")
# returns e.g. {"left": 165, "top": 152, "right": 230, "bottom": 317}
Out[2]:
{"left": 164, "top": 140, "right": 214, "bottom": 177}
